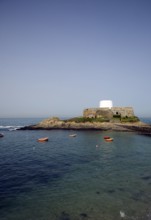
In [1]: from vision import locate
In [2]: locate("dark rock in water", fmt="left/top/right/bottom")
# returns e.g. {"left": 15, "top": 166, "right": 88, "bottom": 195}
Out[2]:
{"left": 52, "top": 173, "right": 60, "bottom": 179}
{"left": 131, "top": 190, "right": 145, "bottom": 202}
{"left": 0, "top": 133, "right": 4, "bottom": 138}
{"left": 80, "top": 213, "right": 88, "bottom": 218}
{"left": 96, "top": 191, "right": 100, "bottom": 194}
{"left": 141, "top": 176, "right": 151, "bottom": 181}
{"left": 107, "top": 189, "right": 115, "bottom": 194}
{"left": 118, "top": 187, "right": 125, "bottom": 192}
{"left": 131, "top": 195, "right": 140, "bottom": 201}
{"left": 59, "top": 211, "right": 70, "bottom": 220}
{"left": 64, "top": 163, "right": 71, "bottom": 167}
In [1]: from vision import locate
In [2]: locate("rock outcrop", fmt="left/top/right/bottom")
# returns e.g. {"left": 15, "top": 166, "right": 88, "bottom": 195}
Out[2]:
{"left": 20, "top": 117, "right": 151, "bottom": 135}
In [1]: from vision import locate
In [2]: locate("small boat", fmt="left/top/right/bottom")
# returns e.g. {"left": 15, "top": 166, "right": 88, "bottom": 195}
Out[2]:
{"left": 104, "top": 136, "right": 110, "bottom": 139}
{"left": 37, "top": 137, "right": 48, "bottom": 142}
{"left": 0, "top": 133, "right": 4, "bottom": 138}
{"left": 69, "top": 134, "right": 77, "bottom": 137}
{"left": 105, "top": 138, "right": 113, "bottom": 142}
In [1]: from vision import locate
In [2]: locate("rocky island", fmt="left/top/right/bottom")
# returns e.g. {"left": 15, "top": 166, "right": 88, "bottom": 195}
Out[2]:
{"left": 20, "top": 101, "right": 151, "bottom": 135}
{"left": 20, "top": 116, "right": 151, "bottom": 135}
{"left": 21, "top": 100, "right": 151, "bottom": 135}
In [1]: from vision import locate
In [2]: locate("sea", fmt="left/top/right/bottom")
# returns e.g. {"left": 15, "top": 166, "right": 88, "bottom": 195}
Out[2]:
{"left": 0, "top": 117, "right": 151, "bottom": 220}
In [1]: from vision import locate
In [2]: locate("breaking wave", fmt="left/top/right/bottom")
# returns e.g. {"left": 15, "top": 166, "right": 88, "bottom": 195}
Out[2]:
{"left": 0, "top": 125, "right": 23, "bottom": 131}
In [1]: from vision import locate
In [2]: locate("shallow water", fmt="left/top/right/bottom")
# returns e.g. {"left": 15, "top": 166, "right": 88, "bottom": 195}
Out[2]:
{"left": 0, "top": 119, "right": 151, "bottom": 220}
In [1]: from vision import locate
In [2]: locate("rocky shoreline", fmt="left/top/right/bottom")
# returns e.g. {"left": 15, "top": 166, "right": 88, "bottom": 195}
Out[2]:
{"left": 19, "top": 117, "right": 151, "bottom": 135}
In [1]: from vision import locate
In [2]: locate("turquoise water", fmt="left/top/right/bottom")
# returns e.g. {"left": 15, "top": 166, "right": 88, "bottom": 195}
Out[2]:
{"left": 0, "top": 118, "right": 151, "bottom": 220}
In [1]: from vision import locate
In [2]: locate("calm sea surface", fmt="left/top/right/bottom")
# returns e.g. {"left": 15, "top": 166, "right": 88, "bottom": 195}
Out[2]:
{"left": 0, "top": 118, "right": 151, "bottom": 220}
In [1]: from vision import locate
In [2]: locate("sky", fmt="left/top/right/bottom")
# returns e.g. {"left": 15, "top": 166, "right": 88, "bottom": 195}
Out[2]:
{"left": 0, "top": 0, "right": 151, "bottom": 118}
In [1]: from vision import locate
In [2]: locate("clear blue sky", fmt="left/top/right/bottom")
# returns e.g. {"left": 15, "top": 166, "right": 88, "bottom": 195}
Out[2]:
{"left": 0, "top": 0, "right": 151, "bottom": 118}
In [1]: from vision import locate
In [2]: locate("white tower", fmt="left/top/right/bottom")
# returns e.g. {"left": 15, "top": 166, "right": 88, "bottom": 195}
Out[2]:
{"left": 99, "top": 100, "right": 113, "bottom": 109}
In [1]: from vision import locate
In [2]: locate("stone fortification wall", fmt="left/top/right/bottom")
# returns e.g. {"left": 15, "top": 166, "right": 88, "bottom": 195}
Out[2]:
{"left": 96, "top": 108, "right": 113, "bottom": 119}
{"left": 83, "top": 107, "right": 135, "bottom": 119}
{"left": 83, "top": 108, "right": 113, "bottom": 119}
{"left": 83, "top": 108, "right": 100, "bottom": 118}
{"left": 111, "top": 107, "right": 134, "bottom": 117}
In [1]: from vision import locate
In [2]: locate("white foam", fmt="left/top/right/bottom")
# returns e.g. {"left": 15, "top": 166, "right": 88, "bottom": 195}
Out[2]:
{"left": 0, "top": 125, "right": 23, "bottom": 131}
{"left": 120, "top": 211, "right": 125, "bottom": 218}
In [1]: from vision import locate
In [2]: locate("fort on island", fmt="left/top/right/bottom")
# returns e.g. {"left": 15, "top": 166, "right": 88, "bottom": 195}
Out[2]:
{"left": 83, "top": 100, "right": 136, "bottom": 121}
{"left": 21, "top": 99, "right": 151, "bottom": 133}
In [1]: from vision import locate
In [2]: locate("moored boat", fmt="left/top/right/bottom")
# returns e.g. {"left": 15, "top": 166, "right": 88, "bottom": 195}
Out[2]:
{"left": 69, "top": 134, "right": 77, "bottom": 137}
{"left": 37, "top": 137, "right": 48, "bottom": 142}
{"left": 104, "top": 136, "right": 110, "bottom": 139}
{"left": 105, "top": 138, "right": 113, "bottom": 142}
